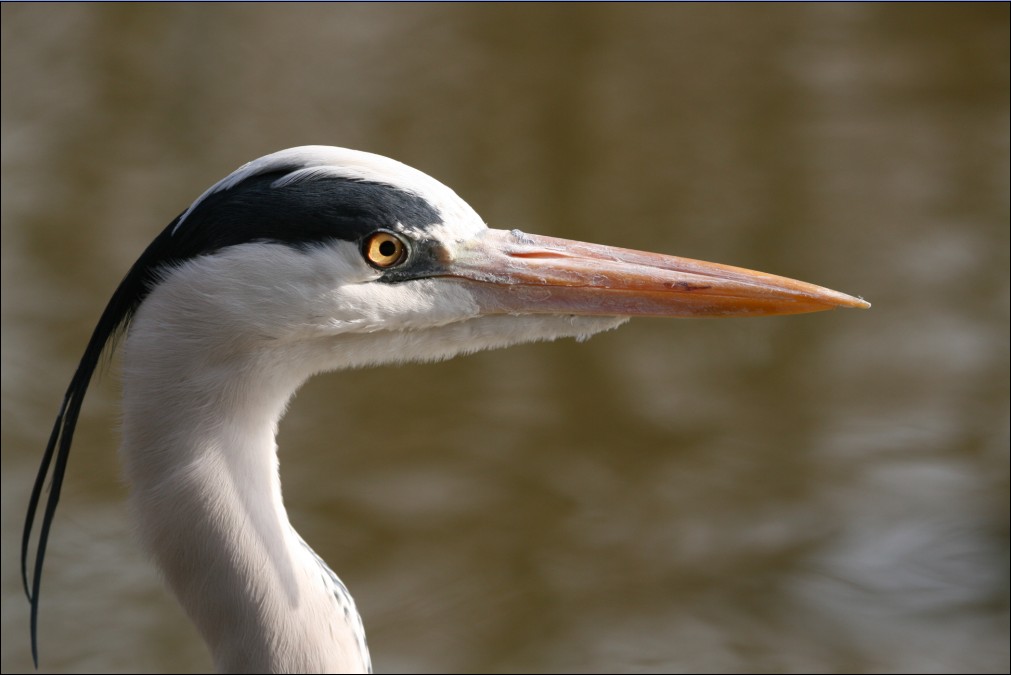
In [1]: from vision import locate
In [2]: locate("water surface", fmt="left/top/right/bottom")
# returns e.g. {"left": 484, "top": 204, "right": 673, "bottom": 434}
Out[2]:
{"left": 2, "top": 5, "right": 1008, "bottom": 673}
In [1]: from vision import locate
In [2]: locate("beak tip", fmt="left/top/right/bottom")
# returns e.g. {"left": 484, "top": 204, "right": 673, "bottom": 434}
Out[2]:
{"left": 838, "top": 294, "right": 872, "bottom": 310}
{"left": 810, "top": 285, "right": 870, "bottom": 311}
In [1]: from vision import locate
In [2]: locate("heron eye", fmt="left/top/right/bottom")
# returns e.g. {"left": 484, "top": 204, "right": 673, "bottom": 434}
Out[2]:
{"left": 363, "top": 231, "right": 408, "bottom": 268}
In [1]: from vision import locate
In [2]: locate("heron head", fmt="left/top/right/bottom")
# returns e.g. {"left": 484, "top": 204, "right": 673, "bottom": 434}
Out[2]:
{"left": 119, "top": 146, "right": 867, "bottom": 375}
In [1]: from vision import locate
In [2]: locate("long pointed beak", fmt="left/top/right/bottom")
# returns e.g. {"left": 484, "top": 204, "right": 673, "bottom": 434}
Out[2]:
{"left": 444, "top": 229, "right": 869, "bottom": 317}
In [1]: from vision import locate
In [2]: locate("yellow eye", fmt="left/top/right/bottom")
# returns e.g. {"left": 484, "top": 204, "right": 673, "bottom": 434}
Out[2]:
{"left": 363, "top": 231, "right": 408, "bottom": 268}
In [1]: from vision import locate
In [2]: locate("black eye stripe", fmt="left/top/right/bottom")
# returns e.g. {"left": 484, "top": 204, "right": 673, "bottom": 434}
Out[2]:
{"left": 171, "top": 174, "right": 440, "bottom": 260}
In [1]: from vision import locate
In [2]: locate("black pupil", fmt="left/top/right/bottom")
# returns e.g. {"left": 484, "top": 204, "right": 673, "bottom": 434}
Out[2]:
{"left": 378, "top": 239, "right": 397, "bottom": 257}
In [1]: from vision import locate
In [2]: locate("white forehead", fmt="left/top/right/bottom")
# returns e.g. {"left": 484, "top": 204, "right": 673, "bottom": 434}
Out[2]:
{"left": 175, "top": 146, "right": 486, "bottom": 238}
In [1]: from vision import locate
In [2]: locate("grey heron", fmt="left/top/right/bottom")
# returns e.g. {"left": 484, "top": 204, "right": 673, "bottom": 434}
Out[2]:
{"left": 22, "top": 146, "right": 869, "bottom": 673}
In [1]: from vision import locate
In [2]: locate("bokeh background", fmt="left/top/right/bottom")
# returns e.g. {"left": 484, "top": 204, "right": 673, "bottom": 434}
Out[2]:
{"left": 2, "top": 5, "right": 1008, "bottom": 673}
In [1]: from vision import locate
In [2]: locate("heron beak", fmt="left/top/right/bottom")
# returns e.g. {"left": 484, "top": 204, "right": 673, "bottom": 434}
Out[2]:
{"left": 445, "top": 228, "right": 870, "bottom": 317}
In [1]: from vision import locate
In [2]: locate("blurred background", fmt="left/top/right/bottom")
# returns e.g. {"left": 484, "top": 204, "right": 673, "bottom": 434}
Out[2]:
{"left": 2, "top": 4, "right": 1008, "bottom": 673}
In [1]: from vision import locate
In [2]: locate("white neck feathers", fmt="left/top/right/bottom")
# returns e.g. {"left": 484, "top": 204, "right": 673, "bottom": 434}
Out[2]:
{"left": 119, "top": 267, "right": 370, "bottom": 673}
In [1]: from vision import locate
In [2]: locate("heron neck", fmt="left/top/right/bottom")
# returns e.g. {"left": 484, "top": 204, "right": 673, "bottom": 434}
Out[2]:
{"left": 118, "top": 324, "right": 369, "bottom": 673}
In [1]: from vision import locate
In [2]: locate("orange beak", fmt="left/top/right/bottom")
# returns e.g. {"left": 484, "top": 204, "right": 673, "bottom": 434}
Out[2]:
{"left": 445, "top": 229, "right": 869, "bottom": 317}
